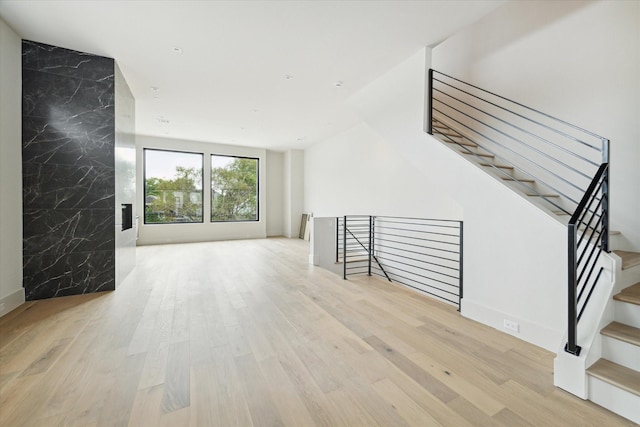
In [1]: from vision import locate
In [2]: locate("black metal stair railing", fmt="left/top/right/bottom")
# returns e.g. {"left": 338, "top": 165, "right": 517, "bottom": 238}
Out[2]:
{"left": 426, "top": 69, "right": 610, "bottom": 354}
{"left": 337, "top": 215, "right": 463, "bottom": 308}
{"left": 566, "top": 163, "right": 609, "bottom": 356}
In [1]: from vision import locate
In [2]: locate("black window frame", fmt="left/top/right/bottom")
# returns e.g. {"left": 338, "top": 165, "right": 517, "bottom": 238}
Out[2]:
{"left": 143, "top": 148, "right": 205, "bottom": 225}
{"left": 210, "top": 154, "right": 260, "bottom": 223}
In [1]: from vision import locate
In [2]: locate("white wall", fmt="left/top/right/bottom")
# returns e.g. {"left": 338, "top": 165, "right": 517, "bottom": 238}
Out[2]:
{"left": 284, "top": 149, "right": 304, "bottom": 238}
{"left": 0, "top": 18, "right": 25, "bottom": 316}
{"left": 432, "top": 0, "right": 640, "bottom": 251}
{"left": 136, "top": 135, "right": 267, "bottom": 245}
{"left": 310, "top": 47, "right": 567, "bottom": 351}
{"left": 304, "top": 123, "right": 462, "bottom": 219}
{"left": 266, "top": 150, "right": 285, "bottom": 236}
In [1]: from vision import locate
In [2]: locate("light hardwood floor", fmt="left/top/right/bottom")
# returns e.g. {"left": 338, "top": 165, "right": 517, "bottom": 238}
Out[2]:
{"left": 0, "top": 238, "right": 634, "bottom": 426}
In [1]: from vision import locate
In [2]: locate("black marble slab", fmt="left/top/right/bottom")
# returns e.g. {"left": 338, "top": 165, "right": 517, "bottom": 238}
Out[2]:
{"left": 22, "top": 40, "right": 117, "bottom": 301}
{"left": 23, "top": 69, "right": 114, "bottom": 126}
{"left": 23, "top": 250, "right": 115, "bottom": 300}
{"left": 23, "top": 116, "right": 114, "bottom": 167}
{"left": 23, "top": 163, "right": 114, "bottom": 210}
{"left": 23, "top": 209, "right": 115, "bottom": 255}
{"left": 22, "top": 40, "right": 114, "bottom": 82}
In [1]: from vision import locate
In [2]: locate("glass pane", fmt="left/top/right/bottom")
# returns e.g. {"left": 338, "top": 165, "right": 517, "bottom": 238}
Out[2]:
{"left": 144, "top": 149, "right": 203, "bottom": 224}
{"left": 211, "top": 155, "right": 259, "bottom": 222}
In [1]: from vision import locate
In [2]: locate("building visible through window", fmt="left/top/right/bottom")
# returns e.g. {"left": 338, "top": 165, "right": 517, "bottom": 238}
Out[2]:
{"left": 144, "top": 149, "right": 203, "bottom": 224}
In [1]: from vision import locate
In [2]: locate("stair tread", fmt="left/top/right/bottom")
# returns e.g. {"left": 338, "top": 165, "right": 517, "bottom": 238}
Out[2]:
{"left": 601, "top": 321, "right": 640, "bottom": 346}
{"left": 614, "top": 251, "right": 640, "bottom": 270}
{"left": 587, "top": 359, "right": 640, "bottom": 397}
{"left": 501, "top": 176, "right": 535, "bottom": 183}
{"left": 479, "top": 162, "right": 514, "bottom": 170}
{"left": 460, "top": 151, "right": 494, "bottom": 158}
{"left": 526, "top": 193, "right": 560, "bottom": 198}
{"left": 614, "top": 282, "right": 640, "bottom": 306}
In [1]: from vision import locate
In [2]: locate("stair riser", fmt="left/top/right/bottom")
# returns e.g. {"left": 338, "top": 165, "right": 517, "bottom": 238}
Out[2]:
{"left": 616, "top": 267, "right": 640, "bottom": 291}
{"left": 614, "top": 301, "right": 640, "bottom": 329}
{"left": 587, "top": 377, "right": 640, "bottom": 424}
{"left": 601, "top": 336, "right": 640, "bottom": 371}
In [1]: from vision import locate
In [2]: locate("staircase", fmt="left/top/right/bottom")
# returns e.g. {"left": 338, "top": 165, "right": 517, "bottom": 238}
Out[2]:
{"left": 427, "top": 69, "right": 640, "bottom": 423}
{"left": 586, "top": 253, "right": 640, "bottom": 424}
{"left": 432, "top": 118, "right": 572, "bottom": 220}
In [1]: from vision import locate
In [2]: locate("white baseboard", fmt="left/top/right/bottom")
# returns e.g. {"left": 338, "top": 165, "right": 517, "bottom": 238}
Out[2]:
{"left": 0, "top": 287, "right": 25, "bottom": 317}
{"left": 461, "top": 298, "right": 562, "bottom": 352}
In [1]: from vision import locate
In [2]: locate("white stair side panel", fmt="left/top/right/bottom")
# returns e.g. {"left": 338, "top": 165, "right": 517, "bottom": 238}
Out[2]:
{"left": 587, "top": 376, "right": 640, "bottom": 424}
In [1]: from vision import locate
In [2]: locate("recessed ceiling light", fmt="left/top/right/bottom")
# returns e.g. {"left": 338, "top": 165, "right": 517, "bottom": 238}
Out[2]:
{"left": 157, "top": 117, "right": 170, "bottom": 124}
{"left": 297, "top": 137, "right": 305, "bottom": 142}
{"left": 334, "top": 81, "right": 344, "bottom": 87}
{"left": 172, "top": 46, "right": 183, "bottom": 54}
{"left": 284, "top": 74, "right": 294, "bottom": 80}
{"left": 150, "top": 86, "right": 159, "bottom": 91}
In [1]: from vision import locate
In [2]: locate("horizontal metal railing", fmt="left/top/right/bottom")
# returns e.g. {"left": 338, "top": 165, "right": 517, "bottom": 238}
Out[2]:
{"left": 426, "top": 69, "right": 610, "bottom": 355}
{"left": 428, "top": 69, "right": 607, "bottom": 216}
{"left": 337, "top": 215, "right": 463, "bottom": 308}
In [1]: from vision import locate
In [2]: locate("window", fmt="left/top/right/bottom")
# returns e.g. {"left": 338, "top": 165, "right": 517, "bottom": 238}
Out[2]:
{"left": 144, "top": 149, "right": 203, "bottom": 224}
{"left": 211, "top": 155, "right": 259, "bottom": 222}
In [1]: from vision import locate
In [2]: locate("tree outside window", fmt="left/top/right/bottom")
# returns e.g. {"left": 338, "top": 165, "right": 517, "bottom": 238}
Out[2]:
{"left": 144, "top": 149, "right": 203, "bottom": 224}
{"left": 211, "top": 155, "right": 258, "bottom": 222}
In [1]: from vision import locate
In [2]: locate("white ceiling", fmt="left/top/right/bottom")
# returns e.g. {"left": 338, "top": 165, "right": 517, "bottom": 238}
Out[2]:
{"left": 0, "top": 0, "right": 503, "bottom": 150}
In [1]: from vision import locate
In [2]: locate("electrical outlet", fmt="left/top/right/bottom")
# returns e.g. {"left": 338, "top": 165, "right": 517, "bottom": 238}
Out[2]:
{"left": 504, "top": 319, "right": 519, "bottom": 332}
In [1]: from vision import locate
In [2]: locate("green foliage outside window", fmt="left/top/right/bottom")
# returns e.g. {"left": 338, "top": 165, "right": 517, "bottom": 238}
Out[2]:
{"left": 144, "top": 150, "right": 203, "bottom": 224}
{"left": 211, "top": 156, "right": 258, "bottom": 222}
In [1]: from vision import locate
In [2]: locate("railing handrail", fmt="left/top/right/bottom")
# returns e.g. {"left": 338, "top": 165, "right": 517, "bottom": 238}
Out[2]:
{"left": 569, "top": 163, "right": 609, "bottom": 226}
{"left": 431, "top": 69, "right": 607, "bottom": 141}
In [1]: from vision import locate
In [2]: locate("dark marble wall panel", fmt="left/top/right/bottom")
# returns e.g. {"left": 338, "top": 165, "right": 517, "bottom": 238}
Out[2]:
{"left": 22, "top": 40, "right": 116, "bottom": 300}
{"left": 23, "top": 209, "right": 115, "bottom": 254}
{"left": 22, "top": 40, "right": 114, "bottom": 82}
{"left": 22, "top": 69, "right": 115, "bottom": 125}
{"left": 23, "top": 163, "right": 114, "bottom": 209}
{"left": 23, "top": 117, "right": 114, "bottom": 167}
{"left": 23, "top": 251, "right": 115, "bottom": 300}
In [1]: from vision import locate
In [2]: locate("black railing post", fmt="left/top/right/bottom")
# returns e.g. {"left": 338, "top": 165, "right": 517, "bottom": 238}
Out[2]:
{"left": 368, "top": 216, "right": 373, "bottom": 276}
{"left": 601, "top": 138, "right": 610, "bottom": 253}
{"left": 427, "top": 68, "right": 434, "bottom": 135}
{"left": 458, "top": 221, "right": 464, "bottom": 311}
{"left": 343, "top": 216, "right": 347, "bottom": 280}
{"left": 335, "top": 217, "right": 339, "bottom": 263}
{"left": 565, "top": 223, "right": 581, "bottom": 356}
